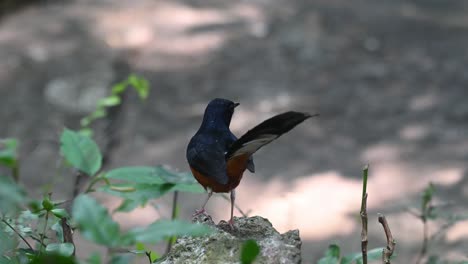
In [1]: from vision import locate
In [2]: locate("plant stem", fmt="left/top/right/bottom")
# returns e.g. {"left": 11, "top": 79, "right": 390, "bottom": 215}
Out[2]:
{"left": 38, "top": 211, "right": 49, "bottom": 254}
{"left": 166, "top": 191, "right": 179, "bottom": 254}
{"left": 378, "top": 214, "right": 396, "bottom": 264}
{"left": 84, "top": 175, "right": 104, "bottom": 193}
{"left": 1, "top": 218, "right": 33, "bottom": 250}
{"left": 360, "top": 165, "right": 369, "bottom": 264}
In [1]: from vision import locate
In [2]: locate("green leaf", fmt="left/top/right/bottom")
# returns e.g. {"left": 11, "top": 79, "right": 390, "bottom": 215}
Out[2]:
{"left": 318, "top": 244, "right": 340, "bottom": 264}
{"left": 170, "top": 183, "right": 205, "bottom": 193}
{"left": 422, "top": 183, "right": 435, "bottom": 210}
{"left": 0, "top": 224, "right": 18, "bottom": 257}
{"left": 241, "top": 240, "right": 260, "bottom": 264}
{"left": 342, "top": 247, "right": 386, "bottom": 264}
{"left": 51, "top": 221, "right": 64, "bottom": 243}
{"left": 149, "top": 251, "right": 160, "bottom": 262}
{"left": 100, "top": 183, "right": 175, "bottom": 203}
{"left": 111, "top": 82, "right": 127, "bottom": 95}
{"left": 128, "top": 74, "right": 150, "bottom": 99}
{"left": 0, "top": 175, "right": 26, "bottom": 214}
{"left": 42, "top": 198, "right": 54, "bottom": 211}
{"left": 0, "top": 138, "right": 18, "bottom": 168}
{"left": 105, "top": 167, "right": 165, "bottom": 185}
{"left": 114, "top": 199, "right": 142, "bottom": 213}
{"left": 78, "top": 128, "right": 94, "bottom": 138}
{"left": 129, "top": 219, "right": 213, "bottom": 243}
{"left": 98, "top": 96, "right": 121, "bottom": 107}
{"left": 51, "top": 208, "right": 69, "bottom": 219}
{"left": 110, "top": 254, "right": 133, "bottom": 264}
{"left": 45, "top": 243, "right": 75, "bottom": 257}
{"left": 60, "top": 129, "right": 102, "bottom": 176}
{"left": 30, "top": 254, "right": 77, "bottom": 264}
{"left": 72, "top": 195, "right": 122, "bottom": 246}
{"left": 85, "top": 252, "right": 102, "bottom": 264}
{"left": 155, "top": 166, "right": 197, "bottom": 184}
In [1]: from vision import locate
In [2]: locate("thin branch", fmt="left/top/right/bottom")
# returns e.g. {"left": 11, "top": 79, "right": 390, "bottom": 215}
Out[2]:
{"left": 360, "top": 165, "right": 369, "bottom": 264}
{"left": 415, "top": 218, "right": 428, "bottom": 264}
{"left": 72, "top": 171, "right": 86, "bottom": 199}
{"left": 165, "top": 191, "right": 179, "bottom": 254}
{"left": 145, "top": 251, "right": 153, "bottom": 264}
{"left": 38, "top": 211, "right": 50, "bottom": 254}
{"left": 361, "top": 193, "right": 368, "bottom": 264}
{"left": 378, "top": 214, "right": 396, "bottom": 264}
{"left": 1, "top": 218, "right": 33, "bottom": 250}
{"left": 61, "top": 218, "right": 75, "bottom": 256}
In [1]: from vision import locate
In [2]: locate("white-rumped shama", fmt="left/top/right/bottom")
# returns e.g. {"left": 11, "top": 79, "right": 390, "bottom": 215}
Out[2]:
{"left": 186, "top": 98, "right": 317, "bottom": 225}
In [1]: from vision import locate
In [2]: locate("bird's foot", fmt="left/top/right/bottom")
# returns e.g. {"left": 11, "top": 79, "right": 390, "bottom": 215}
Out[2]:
{"left": 192, "top": 208, "right": 206, "bottom": 217}
{"left": 228, "top": 218, "right": 235, "bottom": 229}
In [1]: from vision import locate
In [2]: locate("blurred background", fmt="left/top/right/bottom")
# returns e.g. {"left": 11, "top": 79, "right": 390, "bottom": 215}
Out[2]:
{"left": 1, "top": 0, "right": 468, "bottom": 262}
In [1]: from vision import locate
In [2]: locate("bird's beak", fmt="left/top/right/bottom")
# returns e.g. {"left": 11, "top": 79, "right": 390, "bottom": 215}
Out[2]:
{"left": 233, "top": 102, "right": 240, "bottom": 108}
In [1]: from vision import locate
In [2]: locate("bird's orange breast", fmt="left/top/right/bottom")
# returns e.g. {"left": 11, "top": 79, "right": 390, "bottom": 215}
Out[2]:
{"left": 190, "top": 153, "right": 250, "bottom": 193}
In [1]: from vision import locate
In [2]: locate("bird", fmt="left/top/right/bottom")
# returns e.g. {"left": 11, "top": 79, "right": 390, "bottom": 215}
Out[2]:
{"left": 186, "top": 98, "right": 318, "bottom": 226}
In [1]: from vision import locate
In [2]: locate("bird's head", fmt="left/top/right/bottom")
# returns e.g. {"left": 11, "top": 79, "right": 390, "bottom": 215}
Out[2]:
{"left": 202, "top": 98, "right": 239, "bottom": 128}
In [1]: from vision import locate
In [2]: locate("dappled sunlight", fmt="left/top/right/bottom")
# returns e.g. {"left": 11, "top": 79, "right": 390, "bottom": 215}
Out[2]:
{"left": 89, "top": 1, "right": 266, "bottom": 70}
{"left": 446, "top": 220, "right": 468, "bottom": 242}
{"left": 209, "top": 171, "right": 361, "bottom": 239}
{"left": 206, "top": 162, "right": 465, "bottom": 241}
{"left": 409, "top": 92, "right": 439, "bottom": 111}
{"left": 367, "top": 163, "right": 464, "bottom": 207}
{"left": 399, "top": 124, "right": 429, "bottom": 141}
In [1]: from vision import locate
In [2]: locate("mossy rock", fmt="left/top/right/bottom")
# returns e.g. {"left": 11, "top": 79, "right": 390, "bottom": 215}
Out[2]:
{"left": 159, "top": 213, "right": 302, "bottom": 264}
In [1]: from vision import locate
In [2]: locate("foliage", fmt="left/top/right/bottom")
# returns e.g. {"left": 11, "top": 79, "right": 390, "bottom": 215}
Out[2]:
{"left": 100, "top": 166, "right": 204, "bottom": 212}
{"left": 240, "top": 240, "right": 260, "bottom": 264}
{"left": 0, "top": 75, "right": 215, "bottom": 264}
{"left": 318, "top": 244, "right": 385, "bottom": 264}
{"left": 60, "top": 129, "right": 102, "bottom": 176}
{"left": 79, "top": 74, "right": 150, "bottom": 137}
{"left": 0, "top": 138, "right": 20, "bottom": 181}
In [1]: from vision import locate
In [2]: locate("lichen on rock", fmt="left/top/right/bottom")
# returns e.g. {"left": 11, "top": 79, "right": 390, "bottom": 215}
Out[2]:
{"left": 158, "top": 213, "right": 302, "bottom": 264}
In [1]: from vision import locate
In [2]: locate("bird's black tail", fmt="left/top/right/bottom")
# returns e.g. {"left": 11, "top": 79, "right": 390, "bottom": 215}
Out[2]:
{"left": 226, "top": 111, "right": 318, "bottom": 159}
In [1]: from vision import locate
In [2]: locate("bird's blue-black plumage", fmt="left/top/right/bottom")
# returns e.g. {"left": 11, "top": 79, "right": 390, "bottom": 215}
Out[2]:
{"left": 186, "top": 98, "right": 254, "bottom": 185}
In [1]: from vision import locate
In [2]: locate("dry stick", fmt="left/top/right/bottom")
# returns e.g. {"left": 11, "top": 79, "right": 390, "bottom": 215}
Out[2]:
{"left": 378, "top": 214, "right": 396, "bottom": 264}
{"left": 61, "top": 170, "right": 86, "bottom": 256}
{"left": 145, "top": 251, "right": 153, "bottom": 264}
{"left": 415, "top": 203, "right": 430, "bottom": 264}
{"left": 360, "top": 165, "right": 369, "bottom": 264}
{"left": 415, "top": 218, "right": 428, "bottom": 264}
{"left": 1, "top": 218, "right": 33, "bottom": 250}
{"left": 165, "top": 191, "right": 179, "bottom": 254}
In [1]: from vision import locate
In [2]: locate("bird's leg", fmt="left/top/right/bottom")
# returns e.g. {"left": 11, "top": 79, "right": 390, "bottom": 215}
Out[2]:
{"left": 228, "top": 189, "right": 236, "bottom": 227}
{"left": 193, "top": 190, "right": 213, "bottom": 216}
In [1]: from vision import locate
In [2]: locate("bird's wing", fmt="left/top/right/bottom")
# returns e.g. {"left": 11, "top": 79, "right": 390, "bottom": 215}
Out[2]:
{"left": 187, "top": 141, "right": 229, "bottom": 185}
{"left": 226, "top": 112, "right": 316, "bottom": 159}
{"left": 227, "top": 131, "right": 255, "bottom": 173}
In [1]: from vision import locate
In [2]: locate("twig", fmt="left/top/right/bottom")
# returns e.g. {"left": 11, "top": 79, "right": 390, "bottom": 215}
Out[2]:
{"left": 61, "top": 218, "right": 75, "bottom": 256}
{"left": 165, "top": 191, "right": 179, "bottom": 254}
{"left": 1, "top": 218, "right": 33, "bottom": 250}
{"left": 360, "top": 165, "right": 369, "bottom": 264}
{"left": 378, "top": 214, "right": 396, "bottom": 264}
{"left": 221, "top": 194, "right": 249, "bottom": 217}
{"left": 72, "top": 171, "right": 85, "bottom": 199}
{"left": 415, "top": 218, "right": 428, "bottom": 264}
{"left": 38, "top": 211, "right": 49, "bottom": 254}
{"left": 145, "top": 251, "right": 153, "bottom": 264}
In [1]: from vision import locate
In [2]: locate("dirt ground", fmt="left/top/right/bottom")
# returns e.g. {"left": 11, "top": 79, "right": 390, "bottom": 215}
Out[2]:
{"left": 1, "top": 0, "right": 468, "bottom": 262}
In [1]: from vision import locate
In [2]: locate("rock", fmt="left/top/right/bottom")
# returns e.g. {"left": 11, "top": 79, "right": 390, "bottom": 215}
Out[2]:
{"left": 158, "top": 213, "right": 302, "bottom": 264}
